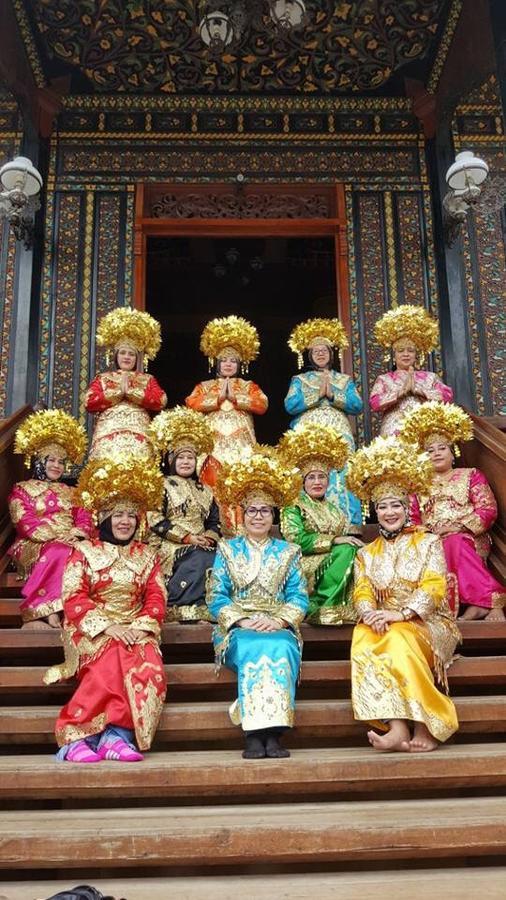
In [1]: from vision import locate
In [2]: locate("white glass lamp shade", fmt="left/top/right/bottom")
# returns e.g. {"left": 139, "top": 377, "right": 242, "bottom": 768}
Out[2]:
{"left": 445, "top": 151, "right": 489, "bottom": 191}
{"left": 0, "top": 156, "right": 43, "bottom": 196}
{"left": 269, "top": 0, "right": 306, "bottom": 29}
{"left": 199, "top": 11, "right": 233, "bottom": 48}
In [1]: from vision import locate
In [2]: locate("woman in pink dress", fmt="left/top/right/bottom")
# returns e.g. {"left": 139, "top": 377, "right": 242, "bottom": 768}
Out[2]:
{"left": 8, "top": 409, "right": 93, "bottom": 629}
{"left": 370, "top": 305, "right": 453, "bottom": 436}
{"left": 401, "top": 402, "right": 506, "bottom": 620}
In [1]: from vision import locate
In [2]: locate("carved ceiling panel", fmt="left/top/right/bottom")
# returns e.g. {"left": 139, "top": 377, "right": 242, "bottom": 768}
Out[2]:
{"left": 29, "top": 0, "right": 447, "bottom": 94}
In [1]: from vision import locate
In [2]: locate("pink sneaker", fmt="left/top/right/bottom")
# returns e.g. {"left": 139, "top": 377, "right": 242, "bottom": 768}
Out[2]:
{"left": 99, "top": 738, "right": 144, "bottom": 762}
{"left": 65, "top": 739, "right": 102, "bottom": 763}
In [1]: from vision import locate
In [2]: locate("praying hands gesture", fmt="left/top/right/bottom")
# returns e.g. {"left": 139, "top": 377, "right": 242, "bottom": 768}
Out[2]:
{"left": 237, "top": 616, "right": 287, "bottom": 632}
{"left": 399, "top": 368, "right": 416, "bottom": 397}
{"left": 120, "top": 371, "right": 130, "bottom": 397}
{"left": 318, "top": 371, "right": 334, "bottom": 400}
{"left": 218, "top": 378, "right": 236, "bottom": 402}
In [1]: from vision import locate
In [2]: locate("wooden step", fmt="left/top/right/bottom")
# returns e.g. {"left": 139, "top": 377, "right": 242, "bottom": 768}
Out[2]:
{"left": 1, "top": 696, "right": 505, "bottom": 745}
{"left": 2, "top": 655, "right": 505, "bottom": 695}
{"left": 2, "top": 744, "right": 506, "bottom": 801}
{"left": 3, "top": 868, "right": 506, "bottom": 900}
{"left": 1, "top": 796, "right": 506, "bottom": 869}
{"left": 1, "top": 620, "right": 506, "bottom": 653}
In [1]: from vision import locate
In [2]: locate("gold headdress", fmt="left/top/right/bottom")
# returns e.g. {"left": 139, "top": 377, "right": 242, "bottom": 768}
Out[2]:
{"left": 14, "top": 409, "right": 87, "bottom": 468}
{"left": 374, "top": 305, "right": 439, "bottom": 355}
{"left": 399, "top": 402, "right": 473, "bottom": 458}
{"left": 346, "top": 436, "right": 433, "bottom": 508}
{"left": 278, "top": 424, "right": 350, "bottom": 478}
{"left": 215, "top": 453, "right": 302, "bottom": 509}
{"left": 76, "top": 454, "right": 164, "bottom": 526}
{"left": 288, "top": 318, "right": 349, "bottom": 369}
{"left": 96, "top": 308, "right": 162, "bottom": 364}
{"left": 200, "top": 315, "right": 260, "bottom": 371}
{"left": 149, "top": 406, "right": 214, "bottom": 458}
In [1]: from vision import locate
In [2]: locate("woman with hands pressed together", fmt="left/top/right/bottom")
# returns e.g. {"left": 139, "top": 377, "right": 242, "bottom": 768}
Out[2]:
{"left": 346, "top": 437, "right": 460, "bottom": 753}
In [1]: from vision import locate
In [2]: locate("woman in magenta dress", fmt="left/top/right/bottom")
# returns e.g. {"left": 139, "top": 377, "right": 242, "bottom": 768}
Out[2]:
{"left": 401, "top": 402, "right": 506, "bottom": 620}
{"left": 370, "top": 305, "right": 453, "bottom": 437}
{"left": 8, "top": 409, "right": 93, "bottom": 629}
{"left": 86, "top": 307, "right": 167, "bottom": 460}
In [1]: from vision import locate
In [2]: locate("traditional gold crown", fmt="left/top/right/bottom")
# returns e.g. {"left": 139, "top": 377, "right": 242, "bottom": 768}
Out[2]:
{"left": 96, "top": 308, "right": 162, "bottom": 360}
{"left": 346, "top": 436, "right": 433, "bottom": 505}
{"left": 149, "top": 406, "right": 214, "bottom": 458}
{"left": 215, "top": 453, "right": 302, "bottom": 509}
{"left": 373, "top": 305, "right": 439, "bottom": 354}
{"left": 14, "top": 410, "right": 87, "bottom": 468}
{"left": 200, "top": 315, "right": 260, "bottom": 366}
{"left": 76, "top": 454, "right": 164, "bottom": 517}
{"left": 288, "top": 318, "right": 349, "bottom": 369}
{"left": 278, "top": 424, "right": 350, "bottom": 477}
{"left": 399, "top": 402, "right": 473, "bottom": 455}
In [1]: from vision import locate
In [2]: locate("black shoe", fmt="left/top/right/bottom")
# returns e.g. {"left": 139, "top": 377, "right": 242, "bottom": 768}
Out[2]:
{"left": 264, "top": 732, "right": 290, "bottom": 758}
{"left": 242, "top": 735, "right": 266, "bottom": 759}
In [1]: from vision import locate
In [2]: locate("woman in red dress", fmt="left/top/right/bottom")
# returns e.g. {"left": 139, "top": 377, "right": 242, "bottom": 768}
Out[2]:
{"left": 86, "top": 308, "right": 167, "bottom": 460}
{"left": 46, "top": 455, "right": 167, "bottom": 763}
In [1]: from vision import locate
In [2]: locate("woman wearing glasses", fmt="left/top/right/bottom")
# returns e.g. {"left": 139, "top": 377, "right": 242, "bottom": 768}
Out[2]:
{"left": 207, "top": 453, "right": 309, "bottom": 760}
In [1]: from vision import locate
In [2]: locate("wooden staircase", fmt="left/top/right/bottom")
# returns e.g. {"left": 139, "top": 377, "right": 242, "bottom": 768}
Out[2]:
{"left": 1, "top": 408, "right": 506, "bottom": 898}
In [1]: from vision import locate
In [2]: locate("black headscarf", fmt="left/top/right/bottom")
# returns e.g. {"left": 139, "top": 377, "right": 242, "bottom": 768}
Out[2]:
{"left": 98, "top": 514, "right": 137, "bottom": 546}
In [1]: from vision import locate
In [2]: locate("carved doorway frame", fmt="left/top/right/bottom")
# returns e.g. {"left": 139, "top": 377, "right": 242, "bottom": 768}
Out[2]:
{"left": 133, "top": 182, "right": 352, "bottom": 373}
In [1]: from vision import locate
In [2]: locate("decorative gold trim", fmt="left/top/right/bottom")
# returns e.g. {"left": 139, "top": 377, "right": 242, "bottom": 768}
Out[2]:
{"left": 11, "top": 0, "right": 46, "bottom": 88}
{"left": 383, "top": 192, "right": 399, "bottom": 307}
{"left": 56, "top": 131, "right": 420, "bottom": 144}
{"left": 427, "top": 0, "right": 463, "bottom": 94}
{"left": 78, "top": 190, "right": 95, "bottom": 424}
{"left": 63, "top": 95, "right": 413, "bottom": 113}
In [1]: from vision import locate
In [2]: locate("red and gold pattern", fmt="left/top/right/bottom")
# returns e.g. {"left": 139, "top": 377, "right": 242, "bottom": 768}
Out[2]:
{"left": 86, "top": 371, "right": 167, "bottom": 460}
{"left": 46, "top": 539, "right": 167, "bottom": 750}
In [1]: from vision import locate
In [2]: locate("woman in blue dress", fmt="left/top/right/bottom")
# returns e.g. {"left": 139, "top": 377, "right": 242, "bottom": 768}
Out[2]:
{"left": 207, "top": 453, "right": 309, "bottom": 759}
{"left": 285, "top": 317, "right": 363, "bottom": 528}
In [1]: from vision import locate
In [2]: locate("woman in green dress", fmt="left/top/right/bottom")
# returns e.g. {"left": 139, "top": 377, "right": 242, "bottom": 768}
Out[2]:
{"left": 279, "top": 424, "right": 363, "bottom": 625}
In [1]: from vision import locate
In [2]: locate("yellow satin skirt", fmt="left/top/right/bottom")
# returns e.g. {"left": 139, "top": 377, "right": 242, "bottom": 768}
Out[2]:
{"left": 351, "top": 621, "right": 458, "bottom": 742}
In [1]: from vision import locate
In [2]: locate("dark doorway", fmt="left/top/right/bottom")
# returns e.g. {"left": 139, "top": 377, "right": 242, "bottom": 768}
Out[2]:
{"left": 146, "top": 236, "right": 337, "bottom": 444}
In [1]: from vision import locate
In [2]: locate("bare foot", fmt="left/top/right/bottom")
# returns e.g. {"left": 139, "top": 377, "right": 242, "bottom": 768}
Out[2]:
{"left": 47, "top": 613, "right": 62, "bottom": 628}
{"left": 367, "top": 720, "right": 410, "bottom": 752}
{"left": 458, "top": 605, "right": 488, "bottom": 621}
{"left": 22, "top": 619, "right": 53, "bottom": 631}
{"left": 409, "top": 723, "right": 438, "bottom": 752}
{"left": 485, "top": 607, "right": 506, "bottom": 621}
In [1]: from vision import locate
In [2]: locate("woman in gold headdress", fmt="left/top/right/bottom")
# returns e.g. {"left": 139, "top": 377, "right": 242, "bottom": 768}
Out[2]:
{"left": 346, "top": 437, "right": 460, "bottom": 752}
{"left": 370, "top": 305, "right": 453, "bottom": 437}
{"left": 8, "top": 410, "right": 93, "bottom": 628}
{"left": 86, "top": 308, "right": 167, "bottom": 460}
{"left": 207, "top": 453, "right": 309, "bottom": 759}
{"left": 400, "top": 402, "right": 506, "bottom": 620}
{"left": 285, "top": 318, "right": 363, "bottom": 527}
{"left": 279, "top": 424, "right": 362, "bottom": 625}
{"left": 148, "top": 406, "right": 221, "bottom": 621}
{"left": 186, "top": 315, "right": 268, "bottom": 531}
{"left": 46, "top": 455, "right": 167, "bottom": 763}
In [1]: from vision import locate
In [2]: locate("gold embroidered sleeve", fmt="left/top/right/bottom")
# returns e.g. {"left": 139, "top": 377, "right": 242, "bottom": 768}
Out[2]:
{"left": 405, "top": 538, "right": 447, "bottom": 619}
{"left": 274, "top": 602, "right": 306, "bottom": 629}
{"left": 459, "top": 511, "right": 486, "bottom": 535}
{"left": 352, "top": 552, "right": 377, "bottom": 617}
{"left": 217, "top": 603, "right": 248, "bottom": 632}
{"left": 102, "top": 377, "right": 123, "bottom": 403}
{"left": 79, "top": 609, "right": 113, "bottom": 638}
{"left": 134, "top": 615, "right": 161, "bottom": 639}
{"left": 125, "top": 378, "right": 146, "bottom": 405}
{"left": 203, "top": 529, "right": 220, "bottom": 542}
{"left": 312, "top": 534, "right": 334, "bottom": 553}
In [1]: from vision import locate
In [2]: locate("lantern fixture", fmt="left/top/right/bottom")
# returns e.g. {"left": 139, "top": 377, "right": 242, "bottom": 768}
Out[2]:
{"left": 0, "top": 156, "right": 43, "bottom": 250}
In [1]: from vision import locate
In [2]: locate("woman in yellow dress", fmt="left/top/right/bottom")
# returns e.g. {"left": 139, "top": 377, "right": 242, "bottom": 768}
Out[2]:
{"left": 148, "top": 406, "right": 221, "bottom": 621}
{"left": 369, "top": 305, "right": 453, "bottom": 437}
{"left": 186, "top": 315, "right": 268, "bottom": 531}
{"left": 86, "top": 308, "right": 167, "bottom": 460}
{"left": 346, "top": 437, "right": 460, "bottom": 752}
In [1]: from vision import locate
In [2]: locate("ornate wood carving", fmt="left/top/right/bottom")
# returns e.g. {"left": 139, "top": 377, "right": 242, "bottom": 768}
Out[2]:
{"left": 150, "top": 191, "right": 331, "bottom": 219}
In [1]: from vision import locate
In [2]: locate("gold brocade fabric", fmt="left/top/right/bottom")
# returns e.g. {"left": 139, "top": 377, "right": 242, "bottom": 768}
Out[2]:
{"left": 89, "top": 401, "right": 154, "bottom": 460}
{"left": 351, "top": 623, "right": 458, "bottom": 741}
{"left": 206, "top": 403, "right": 256, "bottom": 466}
{"left": 353, "top": 529, "right": 460, "bottom": 678}
{"left": 298, "top": 492, "right": 348, "bottom": 537}
{"left": 9, "top": 481, "right": 78, "bottom": 576}
{"left": 229, "top": 655, "right": 295, "bottom": 731}
{"left": 418, "top": 468, "right": 492, "bottom": 555}
{"left": 380, "top": 394, "right": 422, "bottom": 437}
{"left": 148, "top": 476, "right": 217, "bottom": 576}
